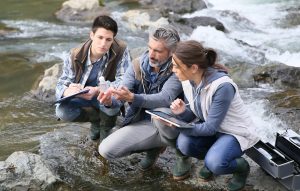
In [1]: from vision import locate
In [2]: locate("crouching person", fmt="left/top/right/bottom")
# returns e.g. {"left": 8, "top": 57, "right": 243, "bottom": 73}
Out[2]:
{"left": 97, "top": 26, "right": 191, "bottom": 180}
{"left": 55, "top": 15, "right": 130, "bottom": 141}
{"left": 162, "top": 40, "right": 259, "bottom": 190}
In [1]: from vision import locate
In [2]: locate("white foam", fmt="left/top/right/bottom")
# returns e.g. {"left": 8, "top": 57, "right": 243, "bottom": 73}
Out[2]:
{"left": 189, "top": 26, "right": 258, "bottom": 64}
{"left": 2, "top": 20, "right": 89, "bottom": 38}
{"left": 242, "top": 92, "right": 287, "bottom": 143}
{"left": 35, "top": 51, "right": 69, "bottom": 63}
{"left": 266, "top": 51, "right": 300, "bottom": 67}
{"left": 186, "top": 0, "right": 300, "bottom": 67}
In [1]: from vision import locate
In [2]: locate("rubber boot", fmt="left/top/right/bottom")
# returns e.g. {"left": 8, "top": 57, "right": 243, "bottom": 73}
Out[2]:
{"left": 138, "top": 147, "right": 166, "bottom": 171}
{"left": 227, "top": 157, "right": 250, "bottom": 191}
{"left": 99, "top": 111, "right": 117, "bottom": 142}
{"left": 199, "top": 165, "right": 213, "bottom": 180}
{"left": 99, "top": 126, "right": 113, "bottom": 142}
{"left": 172, "top": 149, "right": 191, "bottom": 181}
{"left": 90, "top": 122, "right": 101, "bottom": 141}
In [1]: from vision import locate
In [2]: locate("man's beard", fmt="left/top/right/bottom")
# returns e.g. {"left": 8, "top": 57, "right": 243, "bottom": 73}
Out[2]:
{"left": 149, "top": 57, "right": 170, "bottom": 67}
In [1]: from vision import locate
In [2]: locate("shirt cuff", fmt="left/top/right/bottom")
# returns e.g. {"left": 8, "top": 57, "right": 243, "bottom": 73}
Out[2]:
{"left": 131, "top": 94, "right": 144, "bottom": 107}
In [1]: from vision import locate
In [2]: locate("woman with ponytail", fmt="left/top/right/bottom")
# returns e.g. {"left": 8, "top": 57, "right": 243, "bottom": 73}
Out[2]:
{"left": 154, "top": 40, "right": 259, "bottom": 191}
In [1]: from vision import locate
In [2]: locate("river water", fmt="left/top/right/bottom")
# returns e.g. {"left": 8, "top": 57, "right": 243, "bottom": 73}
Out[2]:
{"left": 0, "top": 0, "right": 298, "bottom": 187}
{"left": 0, "top": 0, "right": 144, "bottom": 161}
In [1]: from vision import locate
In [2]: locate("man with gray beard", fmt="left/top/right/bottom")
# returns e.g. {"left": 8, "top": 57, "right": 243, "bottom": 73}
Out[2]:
{"left": 97, "top": 26, "right": 191, "bottom": 180}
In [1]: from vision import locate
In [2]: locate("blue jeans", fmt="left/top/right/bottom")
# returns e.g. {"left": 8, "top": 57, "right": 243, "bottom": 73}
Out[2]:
{"left": 56, "top": 97, "right": 99, "bottom": 122}
{"left": 56, "top": 97, "right": 118, "bottom": 128}
{"left": 177, "top": 132, "right": 243, "bottom": 175}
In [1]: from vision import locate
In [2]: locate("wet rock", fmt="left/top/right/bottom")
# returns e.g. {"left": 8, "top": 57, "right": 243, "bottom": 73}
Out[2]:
{"left": 0, "top": 22, "right": 18, "bottom": 36}
{"left": 280, "top": 6, "right": 300, "bottom": 28}
{"left": 220, "top": 10, "right": 260, "bottom": 32}
{"left": 120, "top": 10, "right": 169, "bottom": 31}
{"left": 267, "top": 89, "right": 300, "bottom": 132}
{"left": 38, "top": 124, "right": 195, "bottom": 190}
{"left": 36, "top": 123, "right": 290, "bottom": 191}
{"left": 32, "top": 63, "right": 62, "bottom": 103}
{"left": 169, "top": 15, "right": 226, "bottom": 35}
{"left": 253, "top": 63, "right": 300, "bottom": 89}
{"left": 39, "top": 124, "right": 109, "bottom": 187}
{"left": 55, "top": 0, "right": 109, "bottom": 23}
{"left": 0, "top": 151, "right": 59, "bottom": 190}
{"left": 140, "top": 0, "right": 207, "bottom": 15}
{"left": 223, "top": 62, "right": 257, "bottom": 88}
{"left": 182, "top": 16, "right": 225, "bottom": 32}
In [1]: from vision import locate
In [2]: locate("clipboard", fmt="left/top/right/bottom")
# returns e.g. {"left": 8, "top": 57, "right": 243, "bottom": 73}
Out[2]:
{"left": 53, "top": 89, "right": 89, "bottom": 105}
{"left": 145, "top": 110, "right": 194, "bottom": 128}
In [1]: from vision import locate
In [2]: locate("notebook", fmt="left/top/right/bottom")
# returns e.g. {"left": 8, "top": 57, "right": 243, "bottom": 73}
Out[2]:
{"left": 145, "top": 110, "right": 194, "bottom": 128}
{"left": 53, "top": 89, "right": 89, "bottom": 105}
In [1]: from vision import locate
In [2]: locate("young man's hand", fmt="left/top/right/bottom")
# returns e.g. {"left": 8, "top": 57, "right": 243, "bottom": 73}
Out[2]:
{"left": 63, "top": 83, "right": 83, "bottom": 97}
{"left": 78, "top": 86, "right": 99, "bottom": 100}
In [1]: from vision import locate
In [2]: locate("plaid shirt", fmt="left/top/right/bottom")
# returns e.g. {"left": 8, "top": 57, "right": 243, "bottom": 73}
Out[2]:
{"left": 55, "top": 46, "right": 131, "bottom": 100}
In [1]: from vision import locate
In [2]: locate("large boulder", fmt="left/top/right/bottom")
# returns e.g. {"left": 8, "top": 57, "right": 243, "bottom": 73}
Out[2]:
{"left": 253, "top": 63, "right": 300, "bottom": 89}
{"left": 32, "top": 63, "right": 62, "bottom": 102}
{"left": 0, "top": 151, "right": 59, "bottom": 190}
{"left": 140, "top": 0, "right": 207, "bottom": 15}
{"left": 38, "top": 124, "right": 197, "bottom": 190}
{"left": 169, "top": 14, "right": 226, "bottom": 35}
{"left": 280, "top": 6, "right": 300, "bottom": 28}
{"left": 38, "top": 124, "right": 288, "bottom": 191}
{"left": 55, "top": 0, "right": 108, "bottom": 23}
{"left": 120, "top": 10, "right": 169, "bottom": 31}
{"left": 175, "top": 16, "right": 226, "bottom": 32}
{"left": 267, "top": 89, "right": 300, "bottom": 132}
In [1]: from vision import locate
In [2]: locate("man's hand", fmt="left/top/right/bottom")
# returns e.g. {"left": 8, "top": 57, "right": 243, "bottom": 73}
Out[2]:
{"left": 97, "top": 87, "right": 114, "bottom": 106}
{"left": 170, "top": 98, "right": 186, "bottom": 115}
{"left": 111, "top": 86, "right": 134, "bottom": 102}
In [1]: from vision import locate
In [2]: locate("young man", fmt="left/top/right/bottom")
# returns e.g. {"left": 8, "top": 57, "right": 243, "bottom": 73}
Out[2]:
{"left": 55, "top": 15, "right": 131, "bottom": 141}
{"left": 97, "top": 26, "right": 191, "bottom": 180}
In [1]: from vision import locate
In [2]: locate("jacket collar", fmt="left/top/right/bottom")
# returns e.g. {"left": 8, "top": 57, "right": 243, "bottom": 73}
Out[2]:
{"left": 74, "top": 39, "right": 117, "bottom": 65}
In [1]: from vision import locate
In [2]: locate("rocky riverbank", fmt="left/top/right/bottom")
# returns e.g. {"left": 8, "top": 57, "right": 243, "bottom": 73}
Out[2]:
{"left": 1, "top": 0, "right": 299, "bottom": 190}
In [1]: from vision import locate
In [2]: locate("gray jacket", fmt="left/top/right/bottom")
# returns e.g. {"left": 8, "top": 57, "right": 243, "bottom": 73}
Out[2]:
{"left": 111, "top": 51, "right": 183, "bottom": 126}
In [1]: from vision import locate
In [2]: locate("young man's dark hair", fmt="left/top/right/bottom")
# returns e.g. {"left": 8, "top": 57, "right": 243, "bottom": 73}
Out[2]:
{"left": 92, "top": 15, "right": 118, "bottom": 36}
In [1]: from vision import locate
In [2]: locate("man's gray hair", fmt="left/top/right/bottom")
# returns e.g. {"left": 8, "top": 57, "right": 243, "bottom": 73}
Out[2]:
{"left": 149, "top": 25, "right": 180, "bottom": 52}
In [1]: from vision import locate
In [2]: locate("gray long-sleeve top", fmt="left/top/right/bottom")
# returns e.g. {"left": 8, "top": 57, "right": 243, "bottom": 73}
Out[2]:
{"left": 177, "top": 68, "right": 236, "bottom": 136}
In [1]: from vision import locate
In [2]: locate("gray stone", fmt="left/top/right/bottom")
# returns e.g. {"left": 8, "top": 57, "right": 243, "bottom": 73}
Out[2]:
{"left": 0, "top": 22, "right": 19, "bottom": 36}
{"left": 36, "top": 123, "right": 290, "bottom": 191}
{"left": 55, "top": 0, "right": 109, "bottom": 23}
{"left": 120, "top": 10, "right": 169, "bottom": 31}
{"left": 31, "top": 63, "right": 62, "bottom": 102}
{"left": 169, "top": 14, "right": 226, "bottom": 36}
{"left": 140, "top": 0, "right": 207, "bottom": 15}
{"left": 0, "top": 151, "right": 59, "bottom": 191}
{"left": 39, "top": 124, "right": 107, "bottom": 186}
{"left": 253, "top": 63, "right": 300, "bottom": 89}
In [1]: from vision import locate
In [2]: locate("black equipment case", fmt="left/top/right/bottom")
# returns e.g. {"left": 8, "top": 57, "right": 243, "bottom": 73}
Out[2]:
{"left": 246, "top": 129, "right": 300, "bottom": 191}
